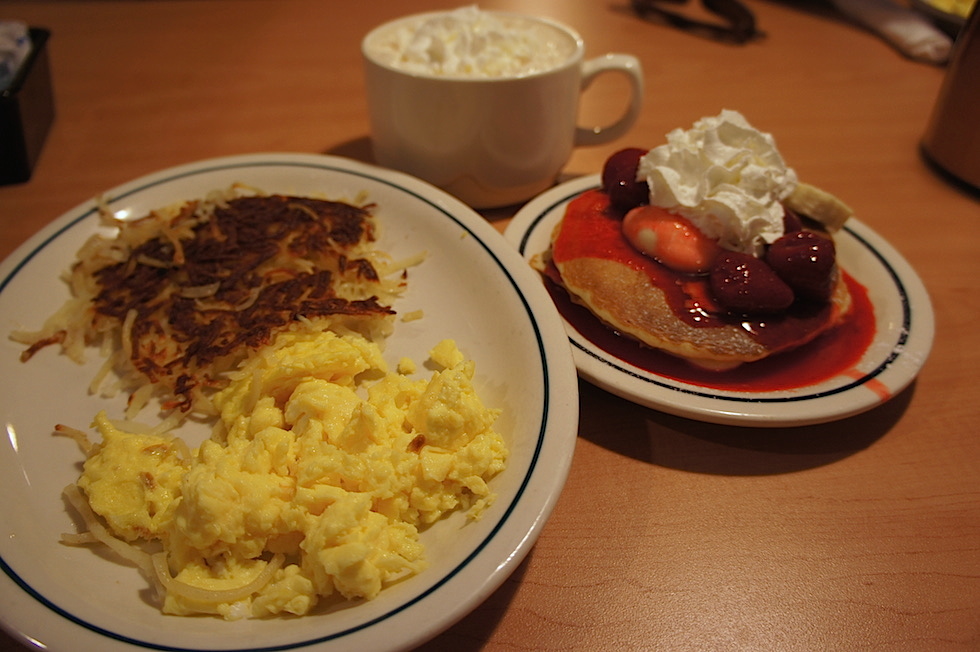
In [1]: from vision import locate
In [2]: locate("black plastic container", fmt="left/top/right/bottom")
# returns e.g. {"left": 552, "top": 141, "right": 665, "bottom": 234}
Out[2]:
{"left": 1, "top": 27, "right": 54, "bottom": 185}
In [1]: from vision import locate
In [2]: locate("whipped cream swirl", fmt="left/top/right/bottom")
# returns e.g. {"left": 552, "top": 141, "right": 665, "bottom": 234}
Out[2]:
{"left": 371, "top": 5, "right": 573, "bottom": 78}
{"left": 637, "top": 109, "right": 798, "bottom": 256}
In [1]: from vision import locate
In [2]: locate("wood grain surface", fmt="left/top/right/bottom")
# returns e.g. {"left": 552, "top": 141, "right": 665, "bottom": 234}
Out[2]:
{"left": 1, "top": 1, "right": 978, "bottom": 650}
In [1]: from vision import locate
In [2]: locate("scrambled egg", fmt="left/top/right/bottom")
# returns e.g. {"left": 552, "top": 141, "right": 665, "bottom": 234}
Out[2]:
{"left": 74, "top": 329, "right": 507, "bottom": 619}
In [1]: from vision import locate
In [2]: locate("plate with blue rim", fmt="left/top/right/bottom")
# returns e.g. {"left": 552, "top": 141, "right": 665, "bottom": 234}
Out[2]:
{"left": 0, "top": 153, "right": 579, "bottom": 651}
{"left": 505, "top": 174, "right": 934, "bottom": 427}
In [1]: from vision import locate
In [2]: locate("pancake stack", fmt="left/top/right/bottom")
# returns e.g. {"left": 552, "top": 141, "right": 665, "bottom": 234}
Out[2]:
{"left": 538, "top": 112, "right": 855, "bottom": 370}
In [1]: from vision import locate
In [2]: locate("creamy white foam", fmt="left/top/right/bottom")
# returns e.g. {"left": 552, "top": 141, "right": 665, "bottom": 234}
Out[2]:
{"left": 637, "top": 110, "right": 798, "bottom": 256}
{"left": 366, "top": 6, "right": 576, "bottom": 78}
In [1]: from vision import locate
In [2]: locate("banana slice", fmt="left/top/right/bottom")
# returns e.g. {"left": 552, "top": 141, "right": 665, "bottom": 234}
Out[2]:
{"left": 785, "top": 182, "right": 854, "bottom": 232}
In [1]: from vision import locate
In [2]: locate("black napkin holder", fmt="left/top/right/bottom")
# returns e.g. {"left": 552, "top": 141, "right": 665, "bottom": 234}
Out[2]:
{"left": 1, "top": 27, "right": 54, "bottom": 186}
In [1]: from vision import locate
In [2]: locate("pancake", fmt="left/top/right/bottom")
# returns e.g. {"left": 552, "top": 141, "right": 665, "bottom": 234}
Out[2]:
{"left": 542, "top": 189, "right": 853, "bottom": 369}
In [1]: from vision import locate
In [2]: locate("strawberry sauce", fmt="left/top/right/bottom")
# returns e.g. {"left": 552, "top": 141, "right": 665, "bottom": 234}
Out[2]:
{"left": 548, "top": 189, "right": 877, "bottom": 392}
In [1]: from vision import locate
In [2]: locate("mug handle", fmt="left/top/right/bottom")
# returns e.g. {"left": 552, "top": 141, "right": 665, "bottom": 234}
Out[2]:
{"left": 574, "top": 54, "right": 644, "bottom": 147}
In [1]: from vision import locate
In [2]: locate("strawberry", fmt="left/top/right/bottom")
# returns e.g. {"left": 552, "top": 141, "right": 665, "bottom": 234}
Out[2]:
{"left": 709, "top": 251, "right": 795, "bottom": 315}
{"left": 765, "top": 230, "right": 836, "bottom": 301}
{"left": 601, "top": 148, "right": 649, "bottom": 213}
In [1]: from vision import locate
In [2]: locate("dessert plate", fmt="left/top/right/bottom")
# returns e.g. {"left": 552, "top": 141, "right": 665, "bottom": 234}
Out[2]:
{"left": 505, "top": 174, "right": 934, "bottom": 427}
{"left": 0, "top": 153, "right": 579, "bottom": 651}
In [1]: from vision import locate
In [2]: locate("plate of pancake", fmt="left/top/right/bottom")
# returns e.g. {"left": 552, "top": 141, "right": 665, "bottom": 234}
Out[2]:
{"left": 506, "top": 174, "right": 935, "bottom": 427}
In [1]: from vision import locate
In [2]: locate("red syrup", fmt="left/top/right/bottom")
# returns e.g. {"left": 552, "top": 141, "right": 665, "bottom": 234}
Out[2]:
{"left": 547, "top": 190, "right": 878, "bottom": 393}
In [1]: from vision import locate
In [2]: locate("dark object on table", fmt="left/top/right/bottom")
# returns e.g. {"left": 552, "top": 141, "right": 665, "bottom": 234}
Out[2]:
{"left": 631, "top": 0, "right": 763, "bottom": 43}
{"left": 1, "top": 27, "right": 55, "bottom": 186}
{"left": 922, "top": 5, "right": 980, "bottom": 190}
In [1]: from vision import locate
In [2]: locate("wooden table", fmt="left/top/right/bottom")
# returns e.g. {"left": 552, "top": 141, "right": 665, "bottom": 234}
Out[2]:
{"left": 2, "top": 1, "right": 978, "bottom": 650}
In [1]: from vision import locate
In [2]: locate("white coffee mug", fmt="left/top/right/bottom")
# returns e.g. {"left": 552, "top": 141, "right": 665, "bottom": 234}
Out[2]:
{"left": 362, "top": 10, "right": 644, "bottom": 209}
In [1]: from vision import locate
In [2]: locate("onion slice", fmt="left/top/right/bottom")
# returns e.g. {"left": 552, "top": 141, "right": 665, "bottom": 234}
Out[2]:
{"left": 62, "top": 484, "right": 153, "bottom": 574}
{"left": 152, "top": 552, "right": 285, "bottom": 605}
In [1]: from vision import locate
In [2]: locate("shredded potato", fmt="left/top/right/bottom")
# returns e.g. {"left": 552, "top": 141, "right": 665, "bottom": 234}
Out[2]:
{"left": 13, "top": 186, "right": 418, "bottom": 424}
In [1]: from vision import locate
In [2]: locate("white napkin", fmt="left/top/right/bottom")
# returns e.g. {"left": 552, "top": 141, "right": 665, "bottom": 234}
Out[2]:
{"left": 830, "top": 0, "right": 953, "bottom": 63}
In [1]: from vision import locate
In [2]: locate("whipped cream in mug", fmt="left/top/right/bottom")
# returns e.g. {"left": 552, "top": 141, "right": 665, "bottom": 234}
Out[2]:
{"left": 638, "top": 110, "right": 799, "bottom": 256}
{"left": 366, "top": 5, "right": 576, "bottom": 78}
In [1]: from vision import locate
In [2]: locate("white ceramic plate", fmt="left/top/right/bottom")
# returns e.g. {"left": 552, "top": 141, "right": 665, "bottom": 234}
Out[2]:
{"left": 505, "top": 175, "right": 934, "bottom": 427}
{"left": 0, "top": 154, "right": 579, "bottom": 651}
